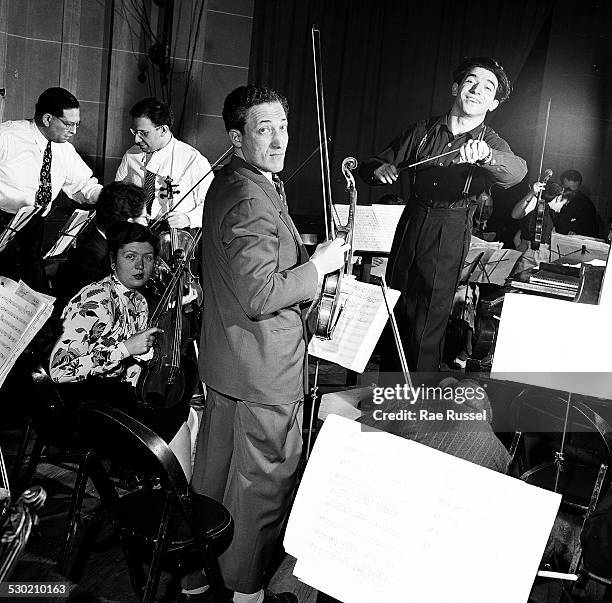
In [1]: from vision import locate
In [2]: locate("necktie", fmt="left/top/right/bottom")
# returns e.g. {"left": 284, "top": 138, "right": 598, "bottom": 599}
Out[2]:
{"left": 35, "top": 141, "right": 52, "bottom": 208}
{"left": 272, "top": 174, "right": 287, "bottom": 208}
{"left": 144, "top": 169, "right": 156, "bottom": 217}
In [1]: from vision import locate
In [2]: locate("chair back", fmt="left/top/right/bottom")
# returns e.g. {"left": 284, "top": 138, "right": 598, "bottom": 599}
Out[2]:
{"left": 77, "top": 401, "right": 189, "bottom": 499}
{"left": 511, "top": 390, "right": 612, "bottom": 467}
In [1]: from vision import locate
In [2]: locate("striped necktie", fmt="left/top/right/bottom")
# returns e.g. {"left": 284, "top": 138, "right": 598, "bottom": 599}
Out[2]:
{"left": 144, "top": 169, "right": 156, "bottom": 217}
{"left": 272, "top": 174, "right": 287, "bottom": 208}
{"left": 35, "top": 141, "right": 52, "bottom": 208}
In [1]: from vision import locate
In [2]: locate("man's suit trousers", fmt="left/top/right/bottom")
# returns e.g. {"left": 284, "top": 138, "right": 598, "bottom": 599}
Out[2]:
{"left": 191, "top": 388, "right": 303, "bottom": 594}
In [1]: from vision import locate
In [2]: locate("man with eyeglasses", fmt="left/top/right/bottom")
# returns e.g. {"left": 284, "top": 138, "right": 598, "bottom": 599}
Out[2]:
{"left": 0, "top": 87, "right": 102, "bottom": 290}
{"left": 116, "top": 97, "right": 213, "bottom": 229}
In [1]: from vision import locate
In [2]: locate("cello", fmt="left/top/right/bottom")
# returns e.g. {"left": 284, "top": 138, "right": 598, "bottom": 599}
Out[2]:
{"left": 136, "top": 182, "right": 202, "bottom": 410}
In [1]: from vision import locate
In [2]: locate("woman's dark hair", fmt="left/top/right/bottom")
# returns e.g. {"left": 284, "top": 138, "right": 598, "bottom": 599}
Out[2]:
{"left": 452, "top": 57, "right": 512, "bottom": 103}
{"left": 96, "top": 182, "right": 146, "bottom": 230}
{"left": 130, "top": 97, "right": 173, "bottom": 128}
{"left": 106, "top": 222, "right": 159, "bottom": 261}
{"left": 34, "top": 87, "right": 79, "bottom": 117}
{"left": 222, "top": 84, "right": 289, "bottom": 133}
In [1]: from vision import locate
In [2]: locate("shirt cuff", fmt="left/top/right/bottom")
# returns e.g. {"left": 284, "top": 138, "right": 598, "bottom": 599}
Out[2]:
{"left": 115, "top": 342, "right": 129, "bottom": 359}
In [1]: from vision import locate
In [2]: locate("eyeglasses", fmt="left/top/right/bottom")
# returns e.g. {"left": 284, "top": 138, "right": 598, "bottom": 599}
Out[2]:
{"left": 54, "top": 115, "right": 80, "bottom": 130}
{"left": 130, "top": 126, "right": 162, "bottom": 138}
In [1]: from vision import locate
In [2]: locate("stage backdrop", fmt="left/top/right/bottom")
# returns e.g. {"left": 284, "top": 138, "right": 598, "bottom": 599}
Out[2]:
{"left": 249, "top": 0, "right": 612, "bottom": 235}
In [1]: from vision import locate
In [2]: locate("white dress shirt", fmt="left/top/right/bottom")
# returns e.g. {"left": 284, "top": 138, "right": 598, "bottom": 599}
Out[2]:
{"left": 0, "top": 119, "right": 102, "bottom": 216}
{"left": 115, "top": 136, "right": 212, "bottom": 228}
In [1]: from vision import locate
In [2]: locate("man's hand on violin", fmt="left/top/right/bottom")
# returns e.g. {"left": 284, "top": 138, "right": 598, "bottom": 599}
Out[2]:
{"left": 310, "top": 238, "right": 351, "bottom": 277}
{"left": 373, "top": 162, "right": 399, "bottom": 184}
{"left": 167, "top": 211, "right": 190, "bottom": 229}
{"left": 531, "top": 181, "right": 546, "bottom": 195}
{"left": 456, "top": 140, "right": 492, "bottom": 165}
{"left": 124, "top": 327, "right": 163, "bottom": 356}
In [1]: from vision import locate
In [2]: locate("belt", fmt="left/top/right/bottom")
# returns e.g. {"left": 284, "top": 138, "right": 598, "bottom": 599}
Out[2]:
{"left": 416, "top": 198, "right": 472, "bottom": 210}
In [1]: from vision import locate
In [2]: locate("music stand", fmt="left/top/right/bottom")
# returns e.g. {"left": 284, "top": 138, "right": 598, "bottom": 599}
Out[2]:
{"left": 0, "top": 206, "right": 43, "bottom": 255}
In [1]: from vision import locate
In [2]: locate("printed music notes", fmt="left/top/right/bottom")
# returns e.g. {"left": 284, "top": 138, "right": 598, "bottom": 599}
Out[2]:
{"left": 333, "top": 204, "right": 405, "bottom": 253}
{"left": 0, "top": 277, "right": 54, "bottom": 388}
{"left": 285, "top": 415, "right": 561, "bottom": 603}
{"left": 308, "top": 277, "right": 400, "bottom": 372}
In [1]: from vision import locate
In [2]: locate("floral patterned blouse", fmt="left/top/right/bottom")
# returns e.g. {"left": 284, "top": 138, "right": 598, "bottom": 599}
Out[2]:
{"left": 49, "top": 275, "right": 148, "bottom": 386}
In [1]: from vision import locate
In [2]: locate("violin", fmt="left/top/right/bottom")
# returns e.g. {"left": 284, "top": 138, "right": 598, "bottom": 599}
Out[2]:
{"left": 308, "top": 26, "right": 357, "bottom": 340}
{"left": 532, "top": 168, "right": 553, "bottom": 251}
{"left": 312, "top": 157, "right": 357, "bottom": 339}
{"left": 148, "top": 176, "right": 202, "bottom": 306}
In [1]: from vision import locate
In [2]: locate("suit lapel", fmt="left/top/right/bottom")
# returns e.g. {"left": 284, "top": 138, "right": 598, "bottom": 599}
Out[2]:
{"left": 230, "top": 156, "right": 309, "bottom": 263}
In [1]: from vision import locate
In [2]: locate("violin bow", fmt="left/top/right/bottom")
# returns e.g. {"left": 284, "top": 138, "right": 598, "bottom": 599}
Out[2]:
{"left": 149, "top": 145, "right": 233, "bottom": 230}
{"left": 312, "top": 26, "right": 334, "bottom": 240}
{"left": 283, "top": 137, "right": 331, "bottom": 186}
{"left": 537, "top": 99, "right": 552, "bottom": 183}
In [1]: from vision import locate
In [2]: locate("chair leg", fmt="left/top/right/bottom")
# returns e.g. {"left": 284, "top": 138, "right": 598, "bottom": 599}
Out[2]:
{"left": 9, "top": 420, "right": 32, "bottom": 488}
{"left": 202, "top": 548, "right": 232, "bottom": 602}
{"left": 21, "top": 436, "right": 44, "bottom": 490}
{"left": 88, "top": 460, "right": 147, "bottom": 598}
{"left": 67, "top": 508, "right": 104, "bottom": 582}
{"left": 143, "top": 499, "right": 172, "bottom": 603}
{"left": 569, "top": 463, "right": 608, "bottom": 576}
{"left": 56, "top": 450, "right": 93, "bottom": 575}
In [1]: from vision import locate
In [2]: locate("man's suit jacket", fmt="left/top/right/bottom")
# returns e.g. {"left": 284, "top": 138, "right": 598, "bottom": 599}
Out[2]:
{"left": 200, "top": 155, "right": 318, "bottom": 405}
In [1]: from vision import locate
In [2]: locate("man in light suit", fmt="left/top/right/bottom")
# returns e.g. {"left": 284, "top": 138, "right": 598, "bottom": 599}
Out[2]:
{"left": 188, "top": 85, "right": 347, "bottom": 603}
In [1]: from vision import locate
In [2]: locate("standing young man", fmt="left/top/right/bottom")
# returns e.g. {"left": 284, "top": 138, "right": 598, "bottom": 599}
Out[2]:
{"left": 359, "top": 57, "right": 527, "bottom": 372}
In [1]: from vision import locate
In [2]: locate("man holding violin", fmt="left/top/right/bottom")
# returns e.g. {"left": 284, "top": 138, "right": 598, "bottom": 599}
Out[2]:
{"left": 185, "top": 85, "right": 347, "bottom": 603}
{"left": 116, "top": 97, "right": 212, "bottom": 228}
{"left": 359, "top": 57, "right": 527, "bottom": 373}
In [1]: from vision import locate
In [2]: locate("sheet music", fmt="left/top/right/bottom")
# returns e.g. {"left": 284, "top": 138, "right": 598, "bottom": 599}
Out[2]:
{"left": 333, "top": 205, "right": 386, "bottom": 252}
{"left": 0, "top": 278, "right": 54, "bottom": 387}
{"left": 473, "top": 249, "right": 522, "bottom": 285}
{"left": 334, "top": 204, "right": 403, "bottom": 253}
{"left": 285, "top": 415, "right": 561, "bottom": 603}
{"left": 371, "top": 204, "right": 404, "bottom": 248}
{"left": 309, "top": 277, "right": 400, "bottom": 372}
{"left": 492, "top": 292, "right": 612, "bottom": 398}
{"left": 44, "top": 209, "right": 94, "bottom": 258}
{"left": 549, "top": 232, "right": 610, "bottom": 265}
{"left": 0, "top": 206, "right": 41, "bottom": 254}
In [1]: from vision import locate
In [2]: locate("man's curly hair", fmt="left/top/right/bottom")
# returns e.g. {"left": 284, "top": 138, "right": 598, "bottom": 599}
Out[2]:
{"left": 222, "top": 84, "right": 288, "bottom": 133}
{"left": 97, "top": 182, "right": 146, "bottom": 230}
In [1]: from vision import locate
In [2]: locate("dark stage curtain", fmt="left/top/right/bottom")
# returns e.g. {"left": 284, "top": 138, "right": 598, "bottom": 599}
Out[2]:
{"left": 249, "top": 0, "right": 554, "bottom": 219}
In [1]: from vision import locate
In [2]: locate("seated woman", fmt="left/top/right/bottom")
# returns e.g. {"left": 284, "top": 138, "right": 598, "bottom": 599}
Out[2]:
{"left": 49, "top": 221, "right": 195, "bottom": 479}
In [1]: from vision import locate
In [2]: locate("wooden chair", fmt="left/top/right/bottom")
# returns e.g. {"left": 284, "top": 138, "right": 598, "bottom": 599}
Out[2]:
{"left": 10, "top": 364, "right": 95, "bottom": 578}
{"left": 507, "top": 389, "right": 612, "bottom": 591}
{"left": 78, "top": 401, "right": 233, "bottom": 603}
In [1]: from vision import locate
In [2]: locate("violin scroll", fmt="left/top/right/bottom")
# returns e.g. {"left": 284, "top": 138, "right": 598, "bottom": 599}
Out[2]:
{"left": 341, "top": 156, "right": 358, "bottom": 184}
